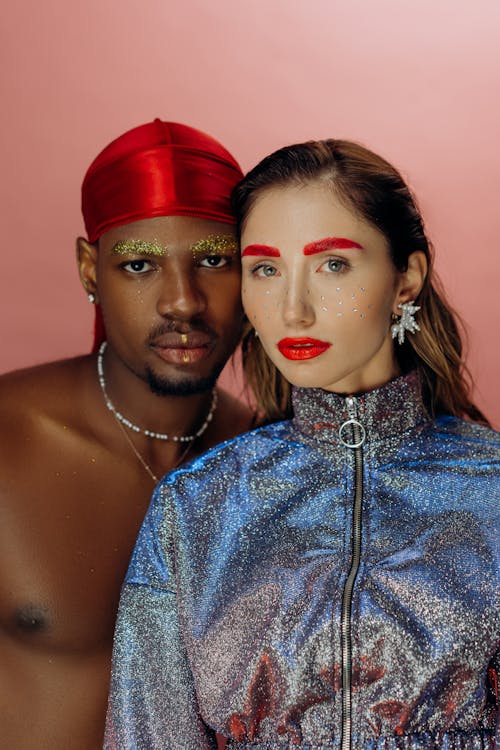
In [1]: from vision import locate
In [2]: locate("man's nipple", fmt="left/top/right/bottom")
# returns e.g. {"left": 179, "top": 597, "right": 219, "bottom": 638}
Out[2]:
{"left": 14, "top": 605, "right": 49, "bottom": 633}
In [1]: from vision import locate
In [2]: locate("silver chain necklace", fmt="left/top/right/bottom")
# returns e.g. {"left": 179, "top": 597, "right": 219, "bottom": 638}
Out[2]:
{"left": 112, "top": 415, "right": 195, "bottom": 484}
{"left": 97, "top": 341, "right": 217, "bottom": 442}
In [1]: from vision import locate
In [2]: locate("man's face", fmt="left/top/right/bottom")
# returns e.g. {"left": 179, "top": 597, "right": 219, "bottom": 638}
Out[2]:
{"left": 93, "top": 215, "right": 243, "bottom": 395}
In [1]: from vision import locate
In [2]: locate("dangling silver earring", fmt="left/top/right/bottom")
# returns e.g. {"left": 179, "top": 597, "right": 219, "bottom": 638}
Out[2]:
{"left": 254, "top": 329, "right": 259, "bottom": 338}
{"left": 391, "top": 300, "right": 420, "bottom": 345}
{"left": 87, "top": 292, "right": 96, "bottom": 304}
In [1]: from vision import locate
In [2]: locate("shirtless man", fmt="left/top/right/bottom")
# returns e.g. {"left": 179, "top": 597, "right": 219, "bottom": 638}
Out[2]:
{"left": 0, "top": 120, "right": 253, "bottom": 749}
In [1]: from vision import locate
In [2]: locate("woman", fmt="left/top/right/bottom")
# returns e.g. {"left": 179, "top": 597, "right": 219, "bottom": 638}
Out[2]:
{"left": 105, "top": 140, "right": 499, "bottom": 750}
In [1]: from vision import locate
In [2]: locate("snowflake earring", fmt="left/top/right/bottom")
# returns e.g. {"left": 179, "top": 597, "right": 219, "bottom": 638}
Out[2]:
{"left": 391, "top": 300, "right": 420, "bottom": 345}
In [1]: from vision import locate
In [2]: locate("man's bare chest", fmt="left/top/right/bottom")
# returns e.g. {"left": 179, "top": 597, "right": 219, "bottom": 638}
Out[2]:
{"left": 0, "top": 455, "right": 152, "bottom": 652}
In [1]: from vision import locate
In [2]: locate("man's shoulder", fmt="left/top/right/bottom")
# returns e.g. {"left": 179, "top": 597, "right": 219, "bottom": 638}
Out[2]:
{"left": 0, "top": 355, "right": 94, "bottom": 437}
{"left": 211, "top": 387, "right": 257, "bottom": 443}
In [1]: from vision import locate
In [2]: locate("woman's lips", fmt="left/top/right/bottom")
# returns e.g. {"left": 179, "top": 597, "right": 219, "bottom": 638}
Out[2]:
{"left": 277, "top": 337, "right": 331, "bottom": 360}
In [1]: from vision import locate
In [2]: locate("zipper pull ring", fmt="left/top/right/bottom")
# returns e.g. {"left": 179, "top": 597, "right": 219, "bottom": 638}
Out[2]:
{"left": 339, "top": 396, "right": 366, "bottom": 448}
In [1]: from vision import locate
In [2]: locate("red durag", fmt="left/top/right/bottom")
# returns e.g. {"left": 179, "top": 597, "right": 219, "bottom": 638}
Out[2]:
{"left": 81, "top": 119, "right": 243, "bottom": 349}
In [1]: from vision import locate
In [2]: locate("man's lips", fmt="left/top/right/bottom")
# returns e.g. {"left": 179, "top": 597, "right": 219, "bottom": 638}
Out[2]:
{"left": 151, "top": 332, "right": 213, "bottom": 348}
{"left": 277, "top": 337, "right": 331, "bottom": 361}
{"left": 150, "top": 332, "right": 216, "bottom": 365}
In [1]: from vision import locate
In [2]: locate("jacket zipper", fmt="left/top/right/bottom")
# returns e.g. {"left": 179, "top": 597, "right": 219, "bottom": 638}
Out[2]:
{"left": 339, "top": 396, "right": 365, "bottom": 750}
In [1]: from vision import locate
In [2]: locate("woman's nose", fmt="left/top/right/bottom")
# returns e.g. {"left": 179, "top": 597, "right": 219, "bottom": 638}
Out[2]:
{"left": 281, "top": 279, "right": 315, "bottom": 328}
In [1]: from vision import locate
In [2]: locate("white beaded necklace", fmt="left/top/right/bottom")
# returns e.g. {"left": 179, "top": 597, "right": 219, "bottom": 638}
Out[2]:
{"left": 97, "top": 341, "right": 217, "bottom": 442}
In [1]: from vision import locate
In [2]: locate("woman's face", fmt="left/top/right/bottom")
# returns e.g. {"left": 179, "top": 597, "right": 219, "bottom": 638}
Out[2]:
{"left": 241, "top": 182, "right": 404, "bottom": 395}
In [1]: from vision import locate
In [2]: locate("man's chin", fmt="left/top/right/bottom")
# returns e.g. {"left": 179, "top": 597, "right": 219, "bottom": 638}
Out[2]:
{"left": 145, "top": 366, "right": 218, "bottom": 397}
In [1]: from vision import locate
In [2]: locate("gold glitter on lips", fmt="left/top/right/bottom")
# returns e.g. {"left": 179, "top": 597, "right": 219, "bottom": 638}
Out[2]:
{"left": 190, "top": 235, "right": 238, "bottom": 257}
{"left": 111, "top": 240, "right": 166, "bottom": 257}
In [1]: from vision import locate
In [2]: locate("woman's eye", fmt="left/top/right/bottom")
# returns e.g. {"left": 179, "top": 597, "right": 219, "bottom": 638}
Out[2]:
{"left": 253, "top": 264, "right": 278, "bottom": 278}
{"left": 121, "top": 260, "right": 153, "bottom": 274}
{"left": 199, "top": 255, "right": 229, "bottom": 268}
{"left": 319, "top": 258, "right": 348, "bottom": 274}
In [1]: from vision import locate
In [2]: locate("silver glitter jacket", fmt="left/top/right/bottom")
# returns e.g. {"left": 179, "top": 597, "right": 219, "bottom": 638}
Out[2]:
{"left": 105, "top": 373, "right": 500, "bottom": 750}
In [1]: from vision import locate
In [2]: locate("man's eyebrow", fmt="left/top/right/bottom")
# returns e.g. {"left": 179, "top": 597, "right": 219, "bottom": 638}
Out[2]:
{"left": 241, "top": 244, "right": 281, "bottom": 257}
{"left": 190, "top": 235, "right": 238, "bottom": 255}
{"left": 110, "top": 240, "right": 166, "bottom": 256}
{"left": 303, "top": 237, "right": 364, "bottom": 255}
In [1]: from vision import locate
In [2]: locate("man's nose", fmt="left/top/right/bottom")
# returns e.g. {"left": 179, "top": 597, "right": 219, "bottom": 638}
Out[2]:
{"left": 156, "top": 267, "right": 207, "bottom": 320}
{"left": 281, "top": 277, "right": 315, "bottom": 328}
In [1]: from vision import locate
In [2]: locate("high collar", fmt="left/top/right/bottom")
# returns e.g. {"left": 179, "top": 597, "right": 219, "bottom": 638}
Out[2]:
{"left": 291, "top": 371, "right": 430, "bottom": 450}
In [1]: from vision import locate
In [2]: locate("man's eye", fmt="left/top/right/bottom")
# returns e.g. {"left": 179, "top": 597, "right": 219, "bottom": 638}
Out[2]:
{"left": 199, "top": 255, "right": 229, "bottom": 268}
{"left": 121, "top": 260, "right": 153, "bottom": 274}
{"left": 253, "top": 263, "right": 278, "bottom": 278}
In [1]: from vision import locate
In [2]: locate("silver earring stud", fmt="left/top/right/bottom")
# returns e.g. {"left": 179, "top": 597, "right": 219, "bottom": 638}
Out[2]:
{"left": 87, "top": 292, "right": 96, "bottom": 304}
{"left": 254, "top": 329, "right": 259, "bottom": 338}
{"left": 391, "top": 300, "right": 420, "bottom": 345}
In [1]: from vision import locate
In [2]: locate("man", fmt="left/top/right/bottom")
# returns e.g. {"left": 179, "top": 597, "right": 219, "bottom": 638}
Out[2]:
{"left": 0, "top": 120, "right": 253, "bottom": 749}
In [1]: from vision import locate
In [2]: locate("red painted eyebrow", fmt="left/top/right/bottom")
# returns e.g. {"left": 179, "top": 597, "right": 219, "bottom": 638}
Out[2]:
{"left": 241, "top": 244, "right": 281, "bottom": 257}
{"left": 303, "top": 237, "right": 363, "bottom": 255}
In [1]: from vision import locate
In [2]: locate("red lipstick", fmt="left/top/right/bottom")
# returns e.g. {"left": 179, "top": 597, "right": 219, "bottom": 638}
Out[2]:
{"left": 277, "top": 337, "right": 331, "bottom": 360}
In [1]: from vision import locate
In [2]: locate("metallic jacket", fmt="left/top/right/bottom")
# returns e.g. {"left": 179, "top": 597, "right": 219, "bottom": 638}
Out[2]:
{"left": 105, "top": 373, "right": 500, "bottom": 749}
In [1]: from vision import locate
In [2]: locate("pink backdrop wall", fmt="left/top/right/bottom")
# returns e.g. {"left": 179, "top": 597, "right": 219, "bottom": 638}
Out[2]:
{"left": 1, "top": 0, "right": 499, "bottom": 425}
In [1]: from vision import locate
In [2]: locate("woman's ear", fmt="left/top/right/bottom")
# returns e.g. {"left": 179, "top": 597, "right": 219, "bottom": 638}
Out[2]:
{"left": 393, "top": 251, "right": 427, "bottom": 314}
{"left": 76, "top": 237, "right": 99, "bottom": 303}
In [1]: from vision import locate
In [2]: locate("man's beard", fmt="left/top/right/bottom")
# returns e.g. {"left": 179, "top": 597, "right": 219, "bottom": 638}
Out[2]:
{"left": 144, "top": 363, "right": 224, "bottom": 397}
{"left": 143, "top": 320, "right": 233, "bottom": 396}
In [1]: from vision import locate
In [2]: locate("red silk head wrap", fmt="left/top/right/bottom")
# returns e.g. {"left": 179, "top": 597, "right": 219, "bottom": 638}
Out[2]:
{"left": 82, "top": 119, "right": 243, "bottom": 242}
{"left": 81, "top": 119, "right": 243, "bottom": 349}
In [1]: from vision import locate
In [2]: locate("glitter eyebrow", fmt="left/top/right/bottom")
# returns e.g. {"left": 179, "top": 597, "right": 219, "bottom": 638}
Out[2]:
{"left": 241, "top": 244, "right": 281, "bottom": 258}
{"left": 303, "top": 238, "right": 364, "bottom": 255}
{"left": 190, "top": 235, "right": 238, "bottom": 256}
{"left": 111, "top": 240, "right": 166, "bottom": 257}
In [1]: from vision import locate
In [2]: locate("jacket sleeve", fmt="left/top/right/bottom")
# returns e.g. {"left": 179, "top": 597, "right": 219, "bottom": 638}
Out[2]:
{"left": 495, "top": 649, "right": 500, "bottom": 750}
{"left": 104, "top": 484, "right": 217, "bottom": 750}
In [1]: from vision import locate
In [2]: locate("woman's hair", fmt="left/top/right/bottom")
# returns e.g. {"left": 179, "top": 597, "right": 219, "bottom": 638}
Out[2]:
{"left": 232, "top": 139, "right": 489, "bottom": 425}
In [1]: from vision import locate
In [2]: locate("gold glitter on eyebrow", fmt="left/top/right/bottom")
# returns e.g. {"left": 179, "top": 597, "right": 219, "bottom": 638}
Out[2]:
{"left": 190, "top": 235, "right": 238, "bottom": 256}
{"left": 111, "top": 240, "right": 166, "bottom": 257}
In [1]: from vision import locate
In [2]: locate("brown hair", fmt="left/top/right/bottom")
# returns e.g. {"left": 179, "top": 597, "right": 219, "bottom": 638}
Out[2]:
{"left": 232, "top": 139, "right": 489, "bottom": 425}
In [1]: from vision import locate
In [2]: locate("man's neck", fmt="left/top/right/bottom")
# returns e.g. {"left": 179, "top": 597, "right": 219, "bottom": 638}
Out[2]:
{"left": 96, "top": 345, "right": 217, "bottom": 442}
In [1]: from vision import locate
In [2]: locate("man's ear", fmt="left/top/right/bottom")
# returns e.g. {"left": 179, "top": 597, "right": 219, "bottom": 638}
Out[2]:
{"left": 393, "top": 251, "right": 427, "bottom": 314}
{"left": 76, "top": 237, "right": 99, "bottom": 303}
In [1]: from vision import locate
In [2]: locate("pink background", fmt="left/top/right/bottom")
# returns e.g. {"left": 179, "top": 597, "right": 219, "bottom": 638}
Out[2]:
{"left": 1, "top": 0, "right": 499, "bottom": 426}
